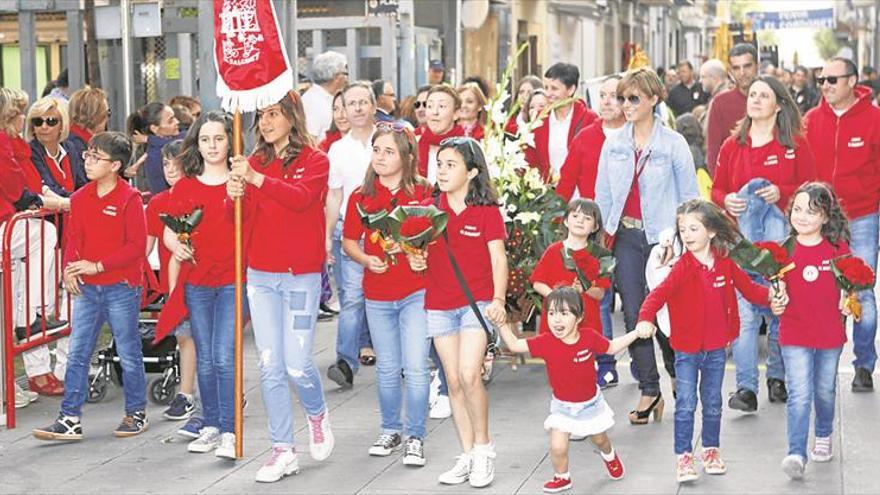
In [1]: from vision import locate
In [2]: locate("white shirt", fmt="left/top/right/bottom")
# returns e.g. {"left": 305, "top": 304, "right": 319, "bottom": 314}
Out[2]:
{"left": 302, "top": 84, "right": 334, "bottom": 141}
{"left": 44, "top": 143, "right": 69, "bottom": 180}
{"left": 327, "top": 130, "right": 374, "bottom": 219}
{"left": 426, "top": 145, "right": 439, "bottom": 184}
{"left": 548, "top": 107, "right": 574, "bottom": 175}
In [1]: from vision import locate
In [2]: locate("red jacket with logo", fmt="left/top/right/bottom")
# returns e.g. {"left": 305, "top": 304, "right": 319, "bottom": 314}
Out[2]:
{"left": 804, "top": 85, "right": 880, "bottom": 219}
{"left": 526, "top": 99, "right": 598, "bottom": 181}
{"left": 638, "top": 251, "right": 770, "bottom": 353}
{"left": 556, "top": 120, "right": 606, "bottom": 201}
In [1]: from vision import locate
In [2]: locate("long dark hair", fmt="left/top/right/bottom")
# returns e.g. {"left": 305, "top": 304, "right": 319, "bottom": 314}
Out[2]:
{"left": 565, "top": 198, "right": 604, "bottom": 245}
{"left": 251, "top": 91, "right": 316, "bottom": 170}
{"left": 127, "top": 101, "right": 168, "bottom": 136}
{"left": 177, "top": 111, "right": 233, "bottom": 178}
{"left": 734, "top": 75, "right": 803, "bottom": 149}
{"left": 676, "top": 198, "right": 743, "bottom": 256}
{"left": 327, "top": 91, "right": 345, "bottom": 135}
{"left": 362, "top": 124, "right": 428, "bottom": 197}
{"left": 436, "top": 137, "right": 498, "bottom": 206}
{"left": 787, "top": 182, "right": 850, "bottom": 245}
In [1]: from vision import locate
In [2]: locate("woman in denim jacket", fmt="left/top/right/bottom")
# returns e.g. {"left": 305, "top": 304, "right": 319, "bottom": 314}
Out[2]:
{"left": 595, "top": 68, "right": 699, "bottom": 424}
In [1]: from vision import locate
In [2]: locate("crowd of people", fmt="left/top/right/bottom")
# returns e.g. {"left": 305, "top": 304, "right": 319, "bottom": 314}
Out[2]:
{"left": 1, "top": 41, "right": 879, "bottom": 492}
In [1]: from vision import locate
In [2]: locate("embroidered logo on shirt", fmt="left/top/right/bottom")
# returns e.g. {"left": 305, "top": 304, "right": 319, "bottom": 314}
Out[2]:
{"left": 460, "top": 225, "right": 481, "bottom": 237}
{"left": 102, "top": 205, "right": 118, "bottom": 217}
{"left": 803, "top": 265, "right": 819, "bottom": 283}
{"left": 291, "top": 167, "right": 306, "bottom": 180}
{"left": 784, "top": 149, "right": 796, "bottom": 160}
{"left": 572, "top": 349, "right": 593, "bottom": 363}
{"left": 713, "top": 275, "right": 727, "bottom": 288}
{"left": 848, "top": 137, "right": 865, "bottom": 148}
{"left": 763, "top": 155, "right": 779, "bottom": 166}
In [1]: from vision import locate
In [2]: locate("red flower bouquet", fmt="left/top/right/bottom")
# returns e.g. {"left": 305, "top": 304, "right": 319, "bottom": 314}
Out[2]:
{"left": 388, "top": 205, "right": 448, "bottom": 256}
{"left": 832, "top": 255, "right": 876, "bottom": 322}
{"left": 730, "top": 239, "right": 795, "bottom": 291}
{"left": 561, "top": 243, "right": 616, "bottom": 291}
{"left": 160, "top": 206, "right": 204, "bottom": 251}
{"left": 355, "top": 190, "right": 397, "bottom": 262}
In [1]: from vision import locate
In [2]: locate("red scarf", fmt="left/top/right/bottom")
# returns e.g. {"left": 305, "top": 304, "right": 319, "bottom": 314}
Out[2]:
{"left": 417, "top": 124, "right": 464, "bottom": 177}
{"left": 463, "top": 122, "right": 484, "bottom": 140}
{"left": 12, "top": 137, "right": 42, "bottom": 192}
{"left": 69, "top": 123, "right": 93, "bottom": 145}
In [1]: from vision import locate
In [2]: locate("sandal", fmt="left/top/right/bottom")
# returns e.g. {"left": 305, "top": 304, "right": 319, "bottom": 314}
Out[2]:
{"left": 359, "top": 348, "right": 376, "bottom": 366}
{"left": 628, "top": 395, "right": 664, "bottom": 425}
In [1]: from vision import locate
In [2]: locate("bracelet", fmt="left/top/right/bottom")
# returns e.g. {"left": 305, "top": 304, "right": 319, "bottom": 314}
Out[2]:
{"left": 492, "top": 297, "right": 505, "bottom": 304}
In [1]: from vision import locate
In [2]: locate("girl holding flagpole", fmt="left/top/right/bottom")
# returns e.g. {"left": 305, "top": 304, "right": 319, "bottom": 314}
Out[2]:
{"left": 227, "top": 91, "right": 335, "bottom": 483}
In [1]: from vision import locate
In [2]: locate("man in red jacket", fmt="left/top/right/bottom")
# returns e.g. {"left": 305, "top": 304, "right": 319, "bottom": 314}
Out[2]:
{"left": 804, "top": 57, "right": 880, "bottom": 393}
{"left": 528, "top": 62, "right": 598, "bottom": 181}
{"left": 705, "top": 43, "right": 758, "bottom": 175}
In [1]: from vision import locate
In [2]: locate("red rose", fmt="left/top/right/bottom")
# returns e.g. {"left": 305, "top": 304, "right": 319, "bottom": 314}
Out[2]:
{"left": 361, "top": 192, "right": 391, "bottom": 214}
{"left": 755, "top": 241, "right": 790, "bottom": 265}
{"left": 572, "top": 249, "right": 600, "bottom": 280}
{"left": 400, "top": 216, "right": 433, "bottom": 237}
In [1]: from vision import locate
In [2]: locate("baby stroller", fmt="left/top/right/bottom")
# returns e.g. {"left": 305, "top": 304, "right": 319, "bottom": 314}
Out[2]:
{"left": 87, "top": 294, "right": 181, "bottom": 405}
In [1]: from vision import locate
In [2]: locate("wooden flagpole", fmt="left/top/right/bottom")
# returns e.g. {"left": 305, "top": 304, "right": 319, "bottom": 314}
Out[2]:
{"left": 233, "top": 109, "right": 244, "bottom": 459}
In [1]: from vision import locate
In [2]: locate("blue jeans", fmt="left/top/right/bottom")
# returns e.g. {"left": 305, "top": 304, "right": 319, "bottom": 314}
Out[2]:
{"left": 732, "top": 283, "right": 785, "bottom": 393}
{"left": 247, "top": 269, "right": 326, "bottom": 448}
{"left": 673, "top": 349, "right": 726, "bottom": 454}
{"left": 366, "top": 290, "right": 430, "bottom": 438}
{"left": 332, "top": 222, "right": 371, "bottom": 373}
{"left": 849, "top": 214, "right": 879, "bottom": 372}
{"left": 62, "top": 283, "right": 145, "bottom": 417}
{"left": 781, "top": 345, "right": 842, "bottom": 459}
{"left": 596, "top": 289, "right": 616, "bottom": 367}
{"left": 186, "top": 284, "right": 237, "bottom": 434}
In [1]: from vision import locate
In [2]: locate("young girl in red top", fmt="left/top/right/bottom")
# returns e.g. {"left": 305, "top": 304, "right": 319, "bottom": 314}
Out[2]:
{"left": 530, "top": 198, "right": 611, "bottom": 337}
{"left": 343, "top": 122, "right": 433, "bottom": 465}
{"left": 165, "top": 111, "right": 239, "bottom": 460}
{"left": 777, "top": 183, "right": 852, "bottom": 480}
{"left": 406, "top": 137, "right": 506, "bottom": 488}
{"left": 636, "top": 199, "right": 779, "bottom": 483}
{"left": 227, "top": 91, "right": 334, "bottom": 483}
{"left": 490, "top": 286, "right": 652, "bottom": 493}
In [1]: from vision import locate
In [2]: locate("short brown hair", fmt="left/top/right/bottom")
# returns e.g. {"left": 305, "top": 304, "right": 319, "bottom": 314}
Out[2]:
{"left": 427, "top": 84, "right": 461, "bottom": 110}
{"left": 617, "top": 67, "right": 666, "bottom": 103}
{"left": 457, "top": 82, "right": 487, "bottom": 123}
{"left": 68, "top": 85, "right": 108, "bottom": 131}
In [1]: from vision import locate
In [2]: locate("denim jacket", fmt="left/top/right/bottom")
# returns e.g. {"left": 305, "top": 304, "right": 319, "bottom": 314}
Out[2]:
{"left": 595, "top": 118, "right": 699, "bottom": 244}
{"left": 737, "top": 177, "right": 788, "bottom": 243}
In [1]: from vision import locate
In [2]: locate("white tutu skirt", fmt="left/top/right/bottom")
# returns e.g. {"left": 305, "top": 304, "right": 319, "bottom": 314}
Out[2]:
{"left": 543, "top": 392, "right": 615, "bottom": 437}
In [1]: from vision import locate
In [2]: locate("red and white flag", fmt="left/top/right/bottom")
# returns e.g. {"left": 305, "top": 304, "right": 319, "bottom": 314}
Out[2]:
{"left": 213, "top": 0, "right": 293, "bottom": 112}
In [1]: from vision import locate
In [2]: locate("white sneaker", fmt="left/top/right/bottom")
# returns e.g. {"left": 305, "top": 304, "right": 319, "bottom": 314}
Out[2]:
{"left": 14, "top": 384, "right": 32, "bottom": 409}
{"left": 188, "top": 426, "right": 221, "bottom": 453}
{"left": 17, "top": 384, "right": 38, "bottom": 403}
{"left": 438, "top": 453, "right": 472, "bottom": 484}
{"left": 255, "top": 447, "right": 299, "bottom": 483}
{"left": 402, "top": 437, "right": 426, "bottom": 467}
{"left": 307, "top": 411, "right": 335, "bottom": 461}
{"left": 429, "top": 395, "right": 451, "bottom": 419}
{"left": 429, "top": 370, "right": 441, "bottom": 404}
{"left": 215, "top": 432, "right": 237, "bottom": 460}
{"left": 368, "top": 433, "right": 402, "bottom": 456}
{"left": 781, "top": 454, "right": 805, "bottom": 480}
{"left": 469, "top": 447, "right": 496, "bottom": 488}
{"left": 810, "top": 436, "right": 833, "bottom": 462}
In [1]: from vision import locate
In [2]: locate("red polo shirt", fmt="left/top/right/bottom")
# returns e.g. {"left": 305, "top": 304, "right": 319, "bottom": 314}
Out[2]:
{"left": 63, "top": 177, "right": 146, "bottom": 286}
{"left": 424, "top": 193, "right": 507, "bottom": 310}
{"left": 343, "top": 180, "right": 432, "bottom": 301}
{"left": 145, "top": 190, "right": 172, "bottom": 293}
{"left": 527, "top": 329, "right": 610, "bottom": 402}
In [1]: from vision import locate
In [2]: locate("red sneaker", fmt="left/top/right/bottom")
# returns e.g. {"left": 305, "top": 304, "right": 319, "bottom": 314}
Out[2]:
{"left": 543, "top": 475, "right": 572, "bottom": 493}
{"left": 603, "top": 452, "right": 625, "bottom": 480}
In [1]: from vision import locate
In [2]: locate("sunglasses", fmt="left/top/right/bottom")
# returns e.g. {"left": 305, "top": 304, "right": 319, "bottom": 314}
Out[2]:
{"left": 377, "top": 121, "right": 410, "bottom": 132}
{"left": 616, "top": 95, "right": 642, "bottom": 106}
{"left": 414, "top": 101, "right": 428, "bottom": 109}
{"left": 816, "top": 73, "right": 854, "bottom": 85}
{"left": 31, "top": 117, "right": 60, "bottom": 128}
{"left": 439, "top": 136, "right": 479, "bottom": 156}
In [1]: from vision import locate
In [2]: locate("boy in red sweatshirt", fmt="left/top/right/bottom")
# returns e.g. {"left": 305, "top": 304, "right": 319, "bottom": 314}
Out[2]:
{"left": 33, "top": 132, "right": 149, "bottom": 441}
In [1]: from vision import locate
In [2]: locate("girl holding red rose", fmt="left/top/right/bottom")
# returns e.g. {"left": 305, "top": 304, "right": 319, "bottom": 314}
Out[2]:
{"left": 342, "top": 123, "right": 433, "bottom": 465}
{"left": 530, "top": 198, "right": 610, "bottom": 342}
{"left": 635, "top": 199, "right": 779, "bottom": 483}
{"left": 776, "top": 183, "right": 852, "bottom": 480}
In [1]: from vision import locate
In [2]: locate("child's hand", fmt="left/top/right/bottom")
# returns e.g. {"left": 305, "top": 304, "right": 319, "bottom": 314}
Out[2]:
{"left": 770, "top": 290, "right": 789, "bottom": 316}
{"left": 173, "top": 243, "right": 195, "bottom": 263}
{"left": 407, "top": 252, "right": 427, "bottom": 272}
{"left": 486, "top": 307, "right": 507, "bottom": 328}
{"left": 635, "top": 321, "right": 656, "bottom": 339}
{"left": 571, "top": 279, "right": 585, "bottom": 294}
{"left": 364, "top": 256, "right": 388, "bottom": 274}
{"left": 227, "top": 175, "right": 246, "bottom": 200}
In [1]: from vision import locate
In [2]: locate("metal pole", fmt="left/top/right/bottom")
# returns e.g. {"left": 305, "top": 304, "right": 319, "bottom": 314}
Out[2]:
{"left": 121, "top": 0, "right": 134, "bottom": 116}
{"left": 66, "top": 9, "right": 85, "bottom": 90}
{"left": 232, "top": 109, "right": 244, "bottom": 459}
{"left": 19, "top": 11, "right": 37, "bottom": 100}
{"left": 455, "top": 0, "right": 462, "bottom": 86}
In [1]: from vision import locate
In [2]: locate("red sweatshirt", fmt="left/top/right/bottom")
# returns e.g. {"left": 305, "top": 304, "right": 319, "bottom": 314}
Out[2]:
{"left": 63, "top": 177, "right": 146, "bottom": 286}
{"left": 527, "top": 99, "right": 598, "bottom": 181}
{"left": 11, "top": 137, "right": 42, "bottom": 193}
{"left": 804, "top": 85, "right": 880, "bottom": 219}
{"left": 0, "top": 133, "right": 24, "bottom": 225}
{"left": 711, "top": 135, "right": 817, "bottom": 210}
{"left": 638, "top": 251, "right": 770, "bottom": 353}
{"left": 706, "top": 87, "right": 747, "bottom": 175}
{"left": 243, "top": 147, "right": 329, "bottom": 274}
{"left": 556, "top": 121, "right": 606, "bottom": 201}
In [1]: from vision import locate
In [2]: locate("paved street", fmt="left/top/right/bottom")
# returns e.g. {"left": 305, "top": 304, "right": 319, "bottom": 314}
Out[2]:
{"left": 1, "top": 309, "right": 879, "bottom": 495}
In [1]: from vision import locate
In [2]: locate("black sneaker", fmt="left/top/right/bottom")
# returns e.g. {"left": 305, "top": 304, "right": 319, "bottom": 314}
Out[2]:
{"left": 368, "top": 433, "right": 402, "bottom": 456}
{"left": 327, "top": 359, "right": 354, "bottom": 389}
{"left": 163, "top": 394, "right": 195, "bottom": 420}
{"left": 15, "top": 315, "right": 67, "bottom": 341}
{"left": 114, "top": 411, "right": 149, "bottom": 437}
{"left": 33, "top": 415, "right": 82, "bottom": 441}
{"left": 767, "top": 378, "right": 788, "bottom": 403}
{"left": 319, "top": 303, "right": 339, "bottom": 315}
{"left": 728, "top": 388, "right": 758, "bottom": 412}
{"left": 852, "top": 367, "right": 874, "bottom": 392}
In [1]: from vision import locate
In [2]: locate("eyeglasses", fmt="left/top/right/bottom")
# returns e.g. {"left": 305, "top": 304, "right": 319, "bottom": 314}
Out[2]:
{"left": 414, "top": 101, "right": 427, "bottom": 109}
{"left": 31, "top": 117, "right": 60, "bottom": 128}
{"left": 616, "top": 95, "right": 642, "bottom": 106}
{"left": 345, "top": 99, "right": 372, "bottom": 109}
{"left": 816, "top": 74, "right": 854, "bottom": 85}
{"left": 82, "top": 150, "right": 114, "bottom": 163}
